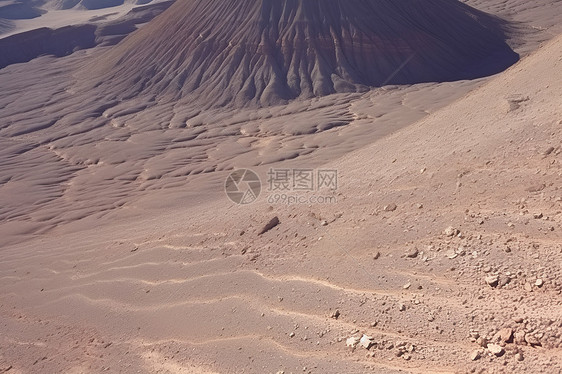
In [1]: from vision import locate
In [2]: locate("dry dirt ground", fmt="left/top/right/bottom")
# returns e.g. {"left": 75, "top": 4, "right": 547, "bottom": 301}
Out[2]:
{"left": 1, "top": 1, "right": 562, "bottom": 373}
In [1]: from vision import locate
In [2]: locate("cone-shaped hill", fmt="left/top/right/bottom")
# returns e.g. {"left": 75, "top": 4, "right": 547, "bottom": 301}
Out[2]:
{"left": 87, "top": 0, "right": 519, "bottom": 107}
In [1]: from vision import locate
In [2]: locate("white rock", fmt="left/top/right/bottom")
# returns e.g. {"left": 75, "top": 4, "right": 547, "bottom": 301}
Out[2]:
{"left": 444, "top": 226, "right": 458, "bottom": 237}
{"left": 383, "top": 203, "right": 397, "bottom": 212}
{"left": 446, "top": 250, "right": 458, "bottom": 259}
{"left": 485, "top": 275, "right": 499, "bottom": 287}
{"left": 346, "top": 336, "right": 360, "bottom": 348}
{"left": 359, "top": 334, "right": 374, "bottom": 349}
{"left": 470, "top": 350, "right": 481, "bottom": 361}
{"left": 487, "top": 343, "right": 504, "bottom": 356}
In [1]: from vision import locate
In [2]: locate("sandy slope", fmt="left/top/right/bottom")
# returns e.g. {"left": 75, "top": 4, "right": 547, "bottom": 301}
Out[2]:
{"left": 3, "top": 0, "right": 561, "bottom": 246}
{"left": 1, "top": 25, "right": 561, "bottom": 374}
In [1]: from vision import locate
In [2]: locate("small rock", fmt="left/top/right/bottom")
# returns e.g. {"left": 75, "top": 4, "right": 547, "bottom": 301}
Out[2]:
{"left": 470, "top": 350, "right": 481, "bottom": 361}
{"left": 543, "top": 146, "right": 555, "bottom": 156}
{"left": 498, "top": 275, "right": 511, "bottom": 288}
{"left": 258, "top": 216, "right": 280, "bottom": 235}
{"left": 444, "top": 226, "right": 459, "bottom": 237}
{"left": 405, "top": 248, "right": 419, "bottom": 258}
{"left": 373, "top": 251, "right": 381, "bottom": 260}
{"left": 289, "top": 332, "right": 295, "bottom": 338}
{"left": 320, "top": 220, "right": 328, "bottom": 226}
{"left": 330, "top": 310, "right": 340, "bottom": 319}
{"left": 445, "top": 250, "right": 458, "bottom": 259}
{"left": 533, "top": 212, "right": 543, "bottom": 219}
{"left": 513, "top": 317, "right": 524, "bottom": 323}
{"left": 524, "top": 334, "right": 541, "bottom": 346}
{"left": 535, "top": 279, "right": 544, "bottom": 287}
{"left": 495, "top": 328, "right": 513, "bottom": 343}
{"left": 383, "top": 203, "right": 397, "bottom": 212}
{"left": 526, "top": 184, "right": 546, "bottom": 193}
{"left": 476, "top": 337, "right": 488, "bottom": 348}
{"left": 485, "top": 275, "right": 499, "bottom": 287}
{"left": 524, "top": 283, "right": 533, "bottom": 292}
{"left": 515, "top": 352, "right": 524, "bottom": 361}
{"left": 487, "top": 343, "right": 504, "bottom": 356}
{"left": 359, "top": 334, "right": 374, "bottom": 349}
{"left": 514, "top": 331, "right": 526, "bottom": 345}
{"left": 398, "top": 303, "right": 406, "bottom": 311}
{"left": 346, "top": 336, "right": 360, "bottom": 348}
{"left": 403, "top": 282, "right": 411, "bottom": 290}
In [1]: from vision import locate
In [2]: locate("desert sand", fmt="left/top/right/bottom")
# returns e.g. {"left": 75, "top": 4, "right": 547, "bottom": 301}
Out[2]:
{"left": 0, "top": 0, "right": 561, "bottom": 373}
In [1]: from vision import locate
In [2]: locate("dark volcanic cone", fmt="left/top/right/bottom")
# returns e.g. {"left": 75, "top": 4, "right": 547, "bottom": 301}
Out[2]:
{"left": 87, "top": 0, "right": 518, "bottom": 107}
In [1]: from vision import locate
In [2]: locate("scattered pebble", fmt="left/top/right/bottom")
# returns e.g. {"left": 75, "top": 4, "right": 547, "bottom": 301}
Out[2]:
{"left": 359, "top": 334, "right": 374, "bottom": 349}
{"left": 543, "top": 146, "right": 555, "bottom": 156}
{"left": 495, "top": 328, "right": 513, "bottom": 343}
{"left": 487, "top": 343, "right": 504, "bottom": 356}
{"left": 405, "top": 248, "right": 419, "bottom": 258}
{"left": 524, "top": 334, "right": 541, "bottom": 346}
{"left": 446, "top": 250, "right": 458, "bottom": 259}
{"left": 470, "top": 350, "right": 481, "bottom": 361}
{"left": 444, "top": 226, "right": 459, "bottom": 237}
{"left": 485, "top": 275, "right": 499, "bottom": 287}
{"left": 514, "top": 331, "right": 526, "bottom": 345}
{"left": 476, "top": 337, "right": 488, "bottom": 348}
{"left": 258, "top": 216, "right": 280, "bottom": 235}
{"left": 383, "top": 203, "right": 397, "bottom": 212}
{"left": 346, "top": 336, "right": 360, "bottom": 348}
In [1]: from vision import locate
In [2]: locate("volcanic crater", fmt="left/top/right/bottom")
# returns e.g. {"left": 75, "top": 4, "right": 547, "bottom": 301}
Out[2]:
{"left": 88, "top": 0, "right": 519, "bottom": 107}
